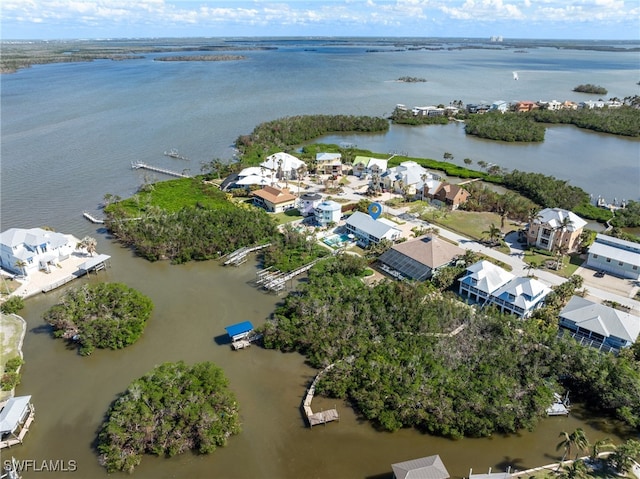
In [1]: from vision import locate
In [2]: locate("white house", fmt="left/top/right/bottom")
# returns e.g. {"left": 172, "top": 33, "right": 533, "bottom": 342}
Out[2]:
{"left": 233, "top": 166, "right": 272, "bottom": 187}
{"left": 381, "top": 161, "right": 441, "bottom": 196}
{"left": 559, "top": 296, "right": 640, "bottom": 353}
{"left": 458, "top": 260, "right": 551, "bottom": 318}
{"left": 490, "top": 100, "right": 509, "bottom": 113}
{"left": 298, "top": 192, "right": 323, "bottom": 217}
{"left": 344, "top": 211, "right": 401, "bottom": 246}
{"left": 314, "top": 200, "right": 342, "bottom": 226}
{"left": 0, "top": 227, "right": 76, "bottom": 276}
{"left": 586, "top": 234, "right": 640, "bottom": 280}
{"left": 260, "top": 152, "right": 305, "bottom": 180}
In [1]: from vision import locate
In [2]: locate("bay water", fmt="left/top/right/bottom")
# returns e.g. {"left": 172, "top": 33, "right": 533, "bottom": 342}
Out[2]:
{"left": 1, "top": 38, "right": 638, "bottom": 478}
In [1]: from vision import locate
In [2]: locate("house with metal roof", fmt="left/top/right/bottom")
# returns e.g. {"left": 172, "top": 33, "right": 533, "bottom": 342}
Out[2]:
{"left": 352, "top": 156, "right": 388, "bottom": 178}
{"left": 0, "top": 395, "right": 34, "bottom": 449}
{"left": 251, "top": 186, "right": 298, "bottom": 213}
{"left": 0, "top": 228, "right": 76, "bottom": 277}
{"left": 344, "top": 211, "right": 401, "bottom": 246}
{"left": 381, "top": 161, "right": 442, "bottom": 197}
{"left": 391, "top": 454, "right": 450, "bottom": 479}
{"left": 559, "top": 296, "right": 640, "bottom": 353}
{"left": 260, "top": 152, "right": 305, "bottom": 180}
{"left": 378, "top": 235, "right": 464, "bottom": 281}
{"left": 314, "top": 200, "right": 342, "bottom": 227}
{"left": 526, "top": 208, "right": 587, "bottom": 253}
{"left": 315, "top": 152, "right": 343, "bottom": 176}
{"left": 458, "top": 261, "right": 551, "bottom": 318}
{"left": 586, "top": 234, "right": 640, "bottom": 280}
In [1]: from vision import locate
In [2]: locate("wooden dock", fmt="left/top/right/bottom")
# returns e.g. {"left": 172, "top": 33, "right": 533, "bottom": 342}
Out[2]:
{"left": 131, "top": 161, "right": 190, "bottom": 178}
{"left": 256, "top": 259, "right": 320, "bottom": 293}
{"left": 82, "top": 211, "right": 105, "bottom": 224}
{"left": 230, "top": 333, "right": 262, "bottom": 351}
{"left": 302, "top": 363, "right": 339, "bottom": 427}
{"left": 223, "top": 243, "right": 272, "bottom": 266}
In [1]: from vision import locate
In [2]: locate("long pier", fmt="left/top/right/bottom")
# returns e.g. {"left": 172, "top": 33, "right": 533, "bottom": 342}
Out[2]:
{"left": 131, "top": 161, "right": 190, "bottom": 178}
{"left": 223, "top": 243, "right": 272, "bottom": 266}
{"left": 302, "top": 364, "right": 339, "bottom": 427}
{"left": 82, "top": 211, "right": 105, "bottom": 224}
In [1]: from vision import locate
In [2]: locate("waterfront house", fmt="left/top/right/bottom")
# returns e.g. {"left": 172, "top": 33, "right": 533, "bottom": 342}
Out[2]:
{"left": 378, "top": 235, "right": 464, "bottom": 281}
{"left": 490, "top": 100, "right": 509, "bottom": 113}
{"left": 538, "top": 100, "right": 562, "bottom": 111}
{"left": 251, "top": 186, "right": 297, "bottom": 213}
{"left": 315, "top": 152, "right": 343, "bottom": 176}
{"left": 466, "top": 103, "right": 491, "bottom": 114}
{"left": 526, "top": 208, "right": 587, "bottom": 253}
{"left": 586, "top": 234, "right": 640, "bottom": 280}
{"left": 344, "top": 211, "right": 401, "bottom": 246}
{"left": 0, "top": 227, "right": 76, "bottom": 277}
{"left": 412, "top": 106, "right": 445, "bottom": 117}
{"left": 429, "top": 183, "right": 471, "bottom": 210}
{"left": 260, "top": 152, "right": 305, "bottom": 181}
{"left": 514, "top": 101, "right": 538, "bottom": 113}
{"left": 298, "top": 192, "right": 323, "bottom": 217}
{"left": 458, "top": 261, "right": 551, "bottom": 318}
{"left": 314, "top": 200, "right": 342, "bottom": 227}
{"left": 559, "top": 296, "right": 640, "bottom": 353}
{"left": 579, "top": 100, "right": 606, "bottom": 109}
{"left": 232, "top": 166, "right": 272, "bottom": 188}
{"left": 392, "top": 454, "right": 450, "bottom": 479}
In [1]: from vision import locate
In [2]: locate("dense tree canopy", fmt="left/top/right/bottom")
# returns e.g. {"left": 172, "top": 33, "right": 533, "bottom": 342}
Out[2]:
{"left": 261, "top": 258, "right": 640, "bottom": 436}
{"left": 502, "top": 170, "right": 590, "bottom": 210}
{"left": 44, "top": 283, "right": 153, "bottom": 356}
{"left": 97, "top": 361, "right": 241, "bottom": 473}
{"left": 528, "top": 106, "right": 640, "bottom": 137}
{"left": 465, "top": 112, "right": 546, "bottom": 142}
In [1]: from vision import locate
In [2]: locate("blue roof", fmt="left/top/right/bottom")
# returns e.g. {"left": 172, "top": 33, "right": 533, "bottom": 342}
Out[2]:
{"left": 225, "top": 321, "right": 254, "bottom": 338}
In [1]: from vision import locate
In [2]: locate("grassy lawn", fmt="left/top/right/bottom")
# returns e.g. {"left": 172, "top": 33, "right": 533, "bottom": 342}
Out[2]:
{"left": 430, "top": 210, "right": 507, "bottom": 240}
{"left": 272, "top": 208, "right": 303, "bottom": 225}
{"left": 523, "top": 250, "right": 584, "bottom": 279}
{"left": 0, "top": 313, "right": 25, "bottom": 400}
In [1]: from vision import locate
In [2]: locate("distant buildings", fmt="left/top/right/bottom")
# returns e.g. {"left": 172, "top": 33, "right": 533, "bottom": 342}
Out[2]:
{"left": 315, "top": 152, "right": 343, "bottom": 176}
{"left": 251, "top": 186, "right": 297, "bottom": 213}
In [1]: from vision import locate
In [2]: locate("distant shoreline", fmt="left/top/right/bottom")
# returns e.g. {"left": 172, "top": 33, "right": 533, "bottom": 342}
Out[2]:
{"left": 154, "top": 55, "right": 246, "bottom": 62}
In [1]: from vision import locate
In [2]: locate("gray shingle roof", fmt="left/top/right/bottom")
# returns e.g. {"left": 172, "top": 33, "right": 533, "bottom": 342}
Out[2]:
{"left": 392, "top": 454, "right": 450, "bottom": 479}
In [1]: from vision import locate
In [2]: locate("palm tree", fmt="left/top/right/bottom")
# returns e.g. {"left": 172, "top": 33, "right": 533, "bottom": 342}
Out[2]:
{"left": 525, "top": 260, "right": 539, "bottom": 277}
{"left": 558, "top": 459, "right": 589, "bottom": 479}
{"left": 78, "top": 236, "right": 98, "bottom": 256}
{"left": 482, "top": 223, "right": 502, "bottom": 246}
{"left": 557, "top": 428, "right": 590, "bottom": 465}
{"left": 589, "top": 438, "right": 615, "bottom": 462}
{"left": 14, "top": 260, "right": 27, "bottom": 276}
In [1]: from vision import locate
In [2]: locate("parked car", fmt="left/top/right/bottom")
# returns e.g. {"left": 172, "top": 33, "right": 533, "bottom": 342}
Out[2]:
{"left": 594, "top": 270, "right": 606, "bottom": 278}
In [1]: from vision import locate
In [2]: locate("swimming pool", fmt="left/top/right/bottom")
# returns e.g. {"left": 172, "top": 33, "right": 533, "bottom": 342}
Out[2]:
{"left": 323, "top": 233, "right": 352, "bottom": 247}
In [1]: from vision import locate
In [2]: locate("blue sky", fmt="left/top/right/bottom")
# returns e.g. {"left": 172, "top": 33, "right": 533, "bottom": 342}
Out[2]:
{"left": 2, "top": 0, "right": 639, "bottom": 41}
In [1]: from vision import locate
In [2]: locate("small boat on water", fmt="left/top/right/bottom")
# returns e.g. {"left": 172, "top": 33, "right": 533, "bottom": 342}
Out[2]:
{"left": 164, "top": 148, "right": 188, "bottom": 160}
{"left": 512, "top": 71, "right": 519, "bottom": 80}
{"left": 546, "top": 392, "right": 570, "bottom": 416}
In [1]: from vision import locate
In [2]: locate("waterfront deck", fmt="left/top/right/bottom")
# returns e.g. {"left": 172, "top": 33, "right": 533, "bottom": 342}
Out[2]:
{"left": 302, "top": 363, "right": 339, "bottom": 428}
{"left": 223, "top": 243, "right": 272, "bottom": 267}
{"left": 256, "top": 259, "right": 320, "bottom": 293}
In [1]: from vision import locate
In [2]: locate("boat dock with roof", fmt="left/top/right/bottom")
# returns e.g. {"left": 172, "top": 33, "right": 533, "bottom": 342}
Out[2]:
{"left": 224, "top": 321, "right": 261, "bottom": 350}
{"left": 0, "top": 396, "right": 35, "bottom": 449}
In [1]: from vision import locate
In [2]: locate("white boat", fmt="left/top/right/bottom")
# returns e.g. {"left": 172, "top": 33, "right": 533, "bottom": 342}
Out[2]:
{"left": 546, "top": 392, "right": 570, "bottom": 416}
{"left": 512, "top": 71, "right": 519, "bottom": 81}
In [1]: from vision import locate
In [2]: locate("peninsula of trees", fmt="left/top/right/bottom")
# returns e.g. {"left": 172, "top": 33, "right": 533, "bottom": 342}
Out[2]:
{"left": 573, "top": 84, "right": 608, "bottom": 95}
{"left": 97, "top": 361, "right": 241, "bottom": 473}
{"left": 43, "top": 282, "right": 153, "bottom": 356}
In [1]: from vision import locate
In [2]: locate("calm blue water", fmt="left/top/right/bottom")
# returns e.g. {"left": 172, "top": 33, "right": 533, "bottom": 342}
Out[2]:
{"left": 1, "top": 38, "right": 639, "bottom": 232}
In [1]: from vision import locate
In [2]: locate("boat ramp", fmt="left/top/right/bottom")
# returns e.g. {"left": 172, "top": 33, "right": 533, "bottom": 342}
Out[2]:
{"left": 131, "top": 161, "right": 190, "bottom": 178}
{"left": 302, "top": 364, "right": 339, "bottom": 427}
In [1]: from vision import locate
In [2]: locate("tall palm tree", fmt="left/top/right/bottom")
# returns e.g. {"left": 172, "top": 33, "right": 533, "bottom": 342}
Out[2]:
{"left": 525, "top": 260, "right": 539, "bottom": 277}
{"left": 78, "top": 236, "right": 98, "bottom": 257}
{"left": 589, "top": 437, "right": 615, "bottom": 462}
{"left": 482, "top": 223, "right": 502, "bottom": 246}
{"left": 14, "top": 260, "right": 27, "bottom": 276}
{"left": 557, "top": 428, "right": 590, "bottom": 464}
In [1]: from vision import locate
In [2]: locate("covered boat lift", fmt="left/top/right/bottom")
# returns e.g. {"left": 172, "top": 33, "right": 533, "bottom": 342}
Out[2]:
{"left": 0, "top": 395, "right": 35, "bottom": 449}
